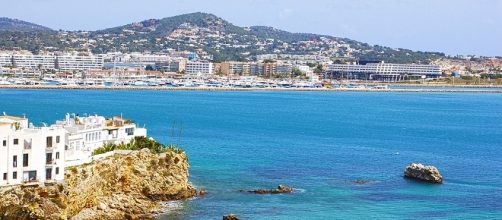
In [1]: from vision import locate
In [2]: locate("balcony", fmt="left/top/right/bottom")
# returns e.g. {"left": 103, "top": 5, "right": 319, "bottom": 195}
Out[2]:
{"left": 24, "top": 140, "right": 32, "bottom": 150}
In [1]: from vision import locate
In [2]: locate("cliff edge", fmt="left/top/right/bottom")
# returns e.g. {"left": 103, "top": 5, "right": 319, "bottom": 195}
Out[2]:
{"left": 0, "top": 148, "right": 197, "bottom": 220}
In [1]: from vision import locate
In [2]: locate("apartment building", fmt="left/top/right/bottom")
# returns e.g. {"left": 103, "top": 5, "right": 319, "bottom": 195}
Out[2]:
{"left": 54, "top": 114, "right": 147, "bottom": 167}
{"left": 0, "top": 115, "right": 66, "bottom": 187}
{"left": 0, "top": 53, "right": 104, "bottom": 71}
{"left": 186, "top": 61, "right": 213, "bottom": 75}
{"left": 0, "top": 113, "right": 147, "bottom": 187}
{"left": 220, "top": 62, "right": 251, "bottom": 75}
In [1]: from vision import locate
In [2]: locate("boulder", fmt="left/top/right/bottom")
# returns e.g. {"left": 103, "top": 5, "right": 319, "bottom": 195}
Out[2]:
{"left": 223, "top": 214, "right": 240, "bottom": 220}
{"left": 243, "top": 185, "right": 294, "bottom": 194}
{"left": 404, "top": 163, "right": 443, "bottom": 184}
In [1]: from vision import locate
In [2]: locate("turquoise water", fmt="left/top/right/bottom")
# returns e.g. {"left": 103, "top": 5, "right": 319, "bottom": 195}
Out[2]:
{"left": 1, "top": 89, "right": 502, "bottom": 219}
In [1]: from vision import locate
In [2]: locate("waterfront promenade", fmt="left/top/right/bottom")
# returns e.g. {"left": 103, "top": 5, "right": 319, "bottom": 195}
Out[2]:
{"left": 1, "top": 84, "right": 502, "bottom": 93}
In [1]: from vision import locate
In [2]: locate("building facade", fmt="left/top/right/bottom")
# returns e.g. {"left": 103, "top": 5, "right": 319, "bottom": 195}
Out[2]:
{"left": 326, "top": 63, "right": 442, "bottom": 81}
{"left": 185, "top": 61, "right": 213, "bottom": 75}
{"left": 0, "top": 53, "right": 104, "bottom": 71}
{"left": 0, "top": 116, "right": 66, "bottom": 187}
{"left": 55, "top": 114, "right": 147, "bottom": 167}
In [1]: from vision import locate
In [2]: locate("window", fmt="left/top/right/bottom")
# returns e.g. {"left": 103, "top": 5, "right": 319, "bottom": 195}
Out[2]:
{"left": 3, "top": 173, "right": 6, "bottom": 180}
{"left": 13, "top": 139, "right": 18, "bottom": 145}
{"left": 2, "top": 140, "right": 6, "bottom": 146}
{"left": 13, "top": 155, "right": 17, "bottom": 167}
{"left": 125, "top": 128, "right": 134, "bottom": 136}
{"left": 46, "top": 168, "right": 52, "bottom": 180}
{"left": 56, "top": 152, "right": 60, "bottom": 160}
{"left": 56, "top": 136, "right": 60, "bottom": 144}
{"left": 13, "top": 172, "right": 17, "bottom": 179}
{"left": 23, "top": 154, "right": 28, "bottom": 167}
{"left": 46, "top": 136, "right": 53, "bottom": 148}
{"left": 55, "top": 167, "right": 59, "bottom": 175}
{"left": 46, "top": 153, "right": 53, "bottom": 164}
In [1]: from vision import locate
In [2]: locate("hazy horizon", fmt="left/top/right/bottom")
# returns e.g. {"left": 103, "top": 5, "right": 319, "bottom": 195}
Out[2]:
{"left": 2, "top": 0, "right": 501, "bottom": 56}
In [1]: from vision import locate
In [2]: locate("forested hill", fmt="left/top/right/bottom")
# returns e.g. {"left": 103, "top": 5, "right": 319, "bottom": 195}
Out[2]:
{"left": 0, "top": 13, "right": 445, "bottom": 63}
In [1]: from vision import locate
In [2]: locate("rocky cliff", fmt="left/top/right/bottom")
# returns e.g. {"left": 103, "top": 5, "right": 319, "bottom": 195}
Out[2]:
{"left": 0, "top": 148, "right": 197, "bottom": 220}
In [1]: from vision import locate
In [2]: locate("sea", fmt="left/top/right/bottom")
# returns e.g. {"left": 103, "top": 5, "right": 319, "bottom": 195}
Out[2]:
{"left": 1, "top": 89, "right": 501, "bottom": 220}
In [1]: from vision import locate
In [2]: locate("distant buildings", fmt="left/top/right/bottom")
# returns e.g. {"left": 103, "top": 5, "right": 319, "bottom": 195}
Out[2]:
{"left": 185, "top": 61, "right": 213, "bottom": 75}
{"left": 0, "top": 114, "right": 147, "bottom": 187}
{"left": 0, "top": 53, "right": 104, "bottom": 71}
{"left": 220, "top": 61, "right": 293, "bottom": 77}
{"left": 326, "top": 63, "right": 442, "bottom": 81}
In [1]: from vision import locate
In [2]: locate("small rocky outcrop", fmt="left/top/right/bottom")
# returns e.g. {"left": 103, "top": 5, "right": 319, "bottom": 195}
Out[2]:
{"left": 242, "top": 184, "right": 294, "bottom": 194}
{"left": 223, "top": 214, "right": 240, "bottom": 220}
{"left": 351, "top": 179, "right": 370, "bottom": 185}
{"left": 0, "top": 148, "right": 197, "bottom": 220}
{"left": 404, "top": 163, "right": 443, "bottom": 184}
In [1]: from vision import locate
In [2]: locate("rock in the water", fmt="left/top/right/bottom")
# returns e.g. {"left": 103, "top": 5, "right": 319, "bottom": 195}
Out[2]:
{"left": 223, "top": 214, "right": 240, "bottom": 220}
{"left": 404, "top": 163, "right": 443, "bottom": 184}
{"left": 199, "top": 190, "right": 208, "bottom": 197}
{"left": 351, "top": 179, "right": 370, "bottom": 185}
{"left": 244, "top": 185, "right": 294, "bottom": 194}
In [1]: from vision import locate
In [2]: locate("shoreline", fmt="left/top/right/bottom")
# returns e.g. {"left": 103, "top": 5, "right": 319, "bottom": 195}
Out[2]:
{"left": 1, "top": 85, "right": 502, "bottom": 93}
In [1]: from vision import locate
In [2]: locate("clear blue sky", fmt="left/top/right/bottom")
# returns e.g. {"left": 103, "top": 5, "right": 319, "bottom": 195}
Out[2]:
{"left": 3, "top": 0, "right": 501, "bottom": 56}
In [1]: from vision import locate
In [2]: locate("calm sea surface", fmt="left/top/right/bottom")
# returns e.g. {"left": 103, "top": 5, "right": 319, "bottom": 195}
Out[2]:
{"left": 1, "top": 89, "right": 502, "bottom": 219}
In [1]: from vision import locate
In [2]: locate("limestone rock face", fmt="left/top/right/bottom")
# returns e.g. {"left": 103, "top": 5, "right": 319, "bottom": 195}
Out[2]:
{"left": 0, "top": 149, "right": 197, "bottom": 220}
{"left": 0, "top": 184, "right": 67, "bottom": 220}
{"left": 404, "top": 163, "right": 443, "bottom": 184}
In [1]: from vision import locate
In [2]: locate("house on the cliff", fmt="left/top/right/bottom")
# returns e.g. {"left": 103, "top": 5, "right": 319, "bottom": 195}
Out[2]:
{"left": 55, "top": 113, "right": 147, "bottom": 167}
{"left": 0, "top": 113, "right": 147, "bottom": 187}
{"left": 0, "top": 115, "right": 66, "bottom": 187}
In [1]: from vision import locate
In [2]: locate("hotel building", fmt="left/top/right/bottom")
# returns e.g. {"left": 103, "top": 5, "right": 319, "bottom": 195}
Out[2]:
{"left": 326, "top": 63, "right": 442, "bottom": 81}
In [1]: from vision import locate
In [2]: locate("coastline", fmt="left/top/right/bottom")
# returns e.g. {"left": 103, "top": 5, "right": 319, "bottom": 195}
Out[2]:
{"left": 1, "top": 84, "right": 502, "bottom": 93}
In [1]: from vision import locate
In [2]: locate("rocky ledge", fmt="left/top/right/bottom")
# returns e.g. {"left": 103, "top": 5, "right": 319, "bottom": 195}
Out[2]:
{"left": 0, "top": 148, "right": 198, "bottom": 220}
{"left": 241, "top": 185, "right": 294, "bottom": 194}
{"left": 404, "top": 163, "right": 443, "bottom": 184}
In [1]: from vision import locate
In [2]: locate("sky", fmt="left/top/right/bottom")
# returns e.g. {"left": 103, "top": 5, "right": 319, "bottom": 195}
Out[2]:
{"left": 2, "top": 0, "right": 501, "bottom": 56}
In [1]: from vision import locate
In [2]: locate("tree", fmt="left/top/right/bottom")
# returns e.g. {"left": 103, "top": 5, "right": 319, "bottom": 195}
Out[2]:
{"left": 292, "top": 68, "right": 303, "bottom": 77}
{"left": 314, "top": 64, "right": 324, "bottom": 73}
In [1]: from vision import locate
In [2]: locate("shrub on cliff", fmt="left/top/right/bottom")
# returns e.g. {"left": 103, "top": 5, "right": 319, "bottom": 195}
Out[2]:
{"left": 92, "top": 136, "right": 183, "bottom": 155}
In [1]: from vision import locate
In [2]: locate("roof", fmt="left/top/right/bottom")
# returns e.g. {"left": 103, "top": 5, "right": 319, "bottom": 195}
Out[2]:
{"left": 0, "top": 115, "right": 25, "bottom": 121}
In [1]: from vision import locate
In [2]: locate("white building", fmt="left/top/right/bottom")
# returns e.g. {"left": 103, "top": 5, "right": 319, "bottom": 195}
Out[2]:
{"left": 327, "top": 63, "right": 442, "bottom": 81}
{"left": 56, "top": 55, "right": 104, "bottom": 70}
{"left": 0, "top": 53, "right": 104, "bottom": 71}
{"left": 185, "top": 61, "right": 213, "bottom": 75}
{"left": 0, "top": 113, "right": 147, "bottom": 187}
{"left": 54, "top": 114, "right": 147, "bottom": 167}
{"left": 0, "top": 115, "right": 66, "bottom": 187}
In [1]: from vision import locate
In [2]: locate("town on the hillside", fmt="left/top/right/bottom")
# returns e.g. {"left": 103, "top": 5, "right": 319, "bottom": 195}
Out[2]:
{"left": 1, "top": 50, "right": 501, "bottom": 88}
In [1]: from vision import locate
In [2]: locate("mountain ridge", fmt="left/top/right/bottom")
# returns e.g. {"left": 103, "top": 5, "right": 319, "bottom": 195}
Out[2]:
{"left": 0, "top": 17, "right": 53, "bottom": 32}
{"left": 0, "top": 12, "right": 445, "bottom": 63}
